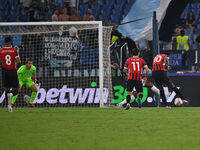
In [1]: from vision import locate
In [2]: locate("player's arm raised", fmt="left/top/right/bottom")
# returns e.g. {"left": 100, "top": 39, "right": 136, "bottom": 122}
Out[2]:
{"left": 143, "top": 65, "right": 149, "bottom": 83}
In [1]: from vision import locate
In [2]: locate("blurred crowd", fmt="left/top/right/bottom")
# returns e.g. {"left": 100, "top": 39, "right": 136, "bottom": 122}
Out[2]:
{"left": 18, "top": 0, "right": 97, "bottom": 22}
{"left": 136, "top": 0, "right": 200, "bottom": 51}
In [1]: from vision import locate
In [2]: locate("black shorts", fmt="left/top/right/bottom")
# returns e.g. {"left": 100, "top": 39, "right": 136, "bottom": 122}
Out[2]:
{"left": 2, "top": 68, "right": 19, "bottom": 89}
{"left": 152, "top": 71, "right": 174, "bottom": 88}
{"left": 127, "top": 79, "right": 143, "bottom": 93}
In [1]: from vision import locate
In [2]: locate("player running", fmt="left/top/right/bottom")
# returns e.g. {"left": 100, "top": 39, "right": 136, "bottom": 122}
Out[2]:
{"left": 11, "top": 58, "right": 38, "bottom": 107}
{"left": 152, "top": 53, "right": 189, "bottom": 109}
{"left": 0, "top": 36, "right": 21, "bottom": 112}
{"left": 123, "top": 48, "right": 149, "bottom": 110}
{"left": 116, "top": 80, "right": 171, "bottom": 107}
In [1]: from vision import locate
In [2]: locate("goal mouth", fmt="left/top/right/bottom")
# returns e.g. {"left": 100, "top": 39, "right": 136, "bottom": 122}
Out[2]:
{"left": 0, "top": 21, "right": 113, "bottom": 108}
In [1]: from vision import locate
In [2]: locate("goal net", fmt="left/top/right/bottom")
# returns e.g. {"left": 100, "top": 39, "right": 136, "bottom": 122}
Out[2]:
{"left": 0, "top": 21, "right": 113, "bottom": 108}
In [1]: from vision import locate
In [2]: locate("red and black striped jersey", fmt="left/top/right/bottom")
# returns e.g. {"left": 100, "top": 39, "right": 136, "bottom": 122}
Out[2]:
{"left": 125, "top": 56, "right": 146, "bottom": 81}
{"left": 0, "top": 47, "right": 18, "bottom": 70}
{"left": 152, "top": 54, "right": 168, "bottom": 71}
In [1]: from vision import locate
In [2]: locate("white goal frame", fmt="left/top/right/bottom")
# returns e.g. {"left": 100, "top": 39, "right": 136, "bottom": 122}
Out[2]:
{"left": 0, "top": 21, "right": 106, "bottom": 108}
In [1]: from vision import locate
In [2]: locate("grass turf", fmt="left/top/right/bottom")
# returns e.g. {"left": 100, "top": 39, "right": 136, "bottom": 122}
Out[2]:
{"left": 0, "top": 107, "right": 200, "bottom": 150}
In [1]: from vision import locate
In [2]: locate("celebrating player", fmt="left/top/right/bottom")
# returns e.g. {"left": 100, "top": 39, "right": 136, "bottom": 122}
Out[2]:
{"left": 152, "top": 53, "right": 188, "bottom": 109}
{"left": 11, "top": 58, "right": 38, "bottom": 107}
{"left": 123, "top": 48, "right": 149, "bottom": 110}
{"left": 0, "top": 36, "right": 21, "bottom": 112}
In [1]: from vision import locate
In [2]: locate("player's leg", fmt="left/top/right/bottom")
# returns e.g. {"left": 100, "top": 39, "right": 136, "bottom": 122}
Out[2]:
{"left": 125, "top": 91, "right": 131, "bottom": 110}
{"left": 135, "top": 81, "right": 143, "bottom": 108}
{"left": 117, "top": 99, "right": 127, "bottom": 107}
{"left": 11, "top": 84, "right": 22, "bottom": 106}
{"left": 26, "top": 80, "right": 38, "bottom": 107}
{"left": 125, "top": 80, "right": 134, "bottom": 110}
{"left": 11, "top": 88, "right": 20, "bottom": 106}
{"left": 156, "top": 81, "right": 170, "bottom": 107}
{"left": 158, "top": 85, "right": 170, "bottom": 108}
{"left": 117, "top": 91, "right": 136, "bottom": 107}
{"left": 152, "top": 71, "right": 170, "bottom": 108}
{"left": 5, "top": 88, "right": 13, "bottom": 112}
{"left": 145, "top": 81, "right": 160, "bottom": 96}
{"left": 2, "top": 69, "right": 10, "bottom": 111}
{"left": 3, "top": 69, "right": 14, "bottom": 112}
{"left": 137, "top": 92, "right": 143, "bottom": 108}
{"left": 144, "top": 81, "right": 171, "bottom": 98}
{"left": 29, "top": 84, "right": 37, "bottom": 104}
{"left": 10, "top": 69, "right": 20, "bottom": 108}
{"left": 163, "top": 73, "right": 188, "bottom": 104}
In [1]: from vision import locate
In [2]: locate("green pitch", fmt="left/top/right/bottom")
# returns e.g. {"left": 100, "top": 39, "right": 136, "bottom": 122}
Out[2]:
{"left": 0, "top": 107, "right": 200, "bottom": 150}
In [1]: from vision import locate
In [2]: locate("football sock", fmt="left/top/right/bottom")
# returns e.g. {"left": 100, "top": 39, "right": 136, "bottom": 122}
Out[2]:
{"left": 12, "top": 90, "right": 18, "bottom": 96}
{"left": 160, "top": 90, "right": 168, "bottom": 106}
{"left": 5, "top": 91, "right": 9, "bottom": 101}
{"left": 118, "top": 99, "right": 127, "bottom": 105}
{"left": 139, "top": 94, "right": 143, "bottom": 99}
{"left": 11, "top": 94, "right": 18, "bottom": 105}
{"left": 151, "top": 85, "right": 160, "bottom": 96}
{"left": 29, "top": 92, "right": 37, "bottom": 104}
{"left": 172, "top": 87, "right": 184, "bottom": 99}
{"left": 126, "top": 95, "right": 131, "bottom": 104}
{"left": 138, "top": 94, "right": 143, "bottom": 102}
{"left": 118, "top": 95, "right": 135, "bottom": 105}
{"left": 138, "top": 94, "right": 143, "bottom": 107}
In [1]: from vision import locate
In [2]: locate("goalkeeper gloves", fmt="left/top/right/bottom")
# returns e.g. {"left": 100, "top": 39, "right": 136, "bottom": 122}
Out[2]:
{"left": 34, "top": 79, "right": 39, "bottom": 86}
{"left": 113, "top": 63, "right": 120, "bottom": 70}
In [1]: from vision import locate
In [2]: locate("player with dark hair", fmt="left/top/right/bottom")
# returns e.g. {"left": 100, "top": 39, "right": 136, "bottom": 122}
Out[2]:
{"left": 123, "top": 48, "right": 149, "bottom": 110}
{"left": 11, "top": 58, "right": 38, "bottom": 107}
{"left": 152, "top": 53, "right": 188, "bottom": 109}
{"left": 0, "top": 36, "right": 21, "bottom": 112}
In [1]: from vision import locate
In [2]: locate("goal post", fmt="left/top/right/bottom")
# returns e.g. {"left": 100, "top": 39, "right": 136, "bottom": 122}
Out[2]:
{"left": 98, "top": 21, "right": 104, "bottom": 108}
{"left": 0, "top": 21, "right": 113, "bottom": 108}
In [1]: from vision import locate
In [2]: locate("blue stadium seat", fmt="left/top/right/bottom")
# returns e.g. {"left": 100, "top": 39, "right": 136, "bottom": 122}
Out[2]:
{"left": 91, "top": 3, "right": 101, "bottom": 18}
{"left": 10, "top": 0, "right": 19, "bottom": 7}
{"left": 100, "top": 5, "right": 112, "bottom": 18}
{"left": 184, "top": 5, "right": 189, "bottom": 19}
{"left": 110, "top": 13, "right": 120, "bottom": 24}
{"left": 195, "top": 16, "right": 200, "bottom": 29}
{"left": 0, "top": 0, "right": 9, "bottom": 22}
{"left": 79, "top": 3, "right": 89, "bottom": 16}
{"left": 97, "top": 0, "right": 115, "bottom": 22}
{"left": 105, "top": 0, "right": 115, "bottom": 6}
{"left": 123, "top": 0, "right": 136, "bottom": 16}
{"left": 9, "top": 3, "right": 20, "bottom": 21}
{"left": 110, "top": 0, "right": 135, "bottom": 24}
{"left": 20, "top": 8, "right": 30, "bottom": 22}
{"left": 0, "top": 0, "right": 7, "bottom": 6}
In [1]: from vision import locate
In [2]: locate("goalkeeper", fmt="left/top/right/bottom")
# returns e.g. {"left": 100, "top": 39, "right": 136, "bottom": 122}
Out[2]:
{"left": 11, "top": 58, "right": 38, "bottom": 107}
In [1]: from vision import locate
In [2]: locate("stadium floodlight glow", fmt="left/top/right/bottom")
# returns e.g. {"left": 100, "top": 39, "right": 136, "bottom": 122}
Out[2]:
{"left": 0, "top": 21, "right": 113, "bottom": 108}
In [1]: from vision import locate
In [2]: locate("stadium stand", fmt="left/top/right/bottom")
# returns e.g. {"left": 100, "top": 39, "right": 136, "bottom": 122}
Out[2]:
{"left": 0, "top": 0, "right": 200, "bottom": 72}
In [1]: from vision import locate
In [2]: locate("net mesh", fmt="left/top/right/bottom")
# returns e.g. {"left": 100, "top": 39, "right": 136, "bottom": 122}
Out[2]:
{"left": 0, "top": 22, "right": 113, "bottom": 108}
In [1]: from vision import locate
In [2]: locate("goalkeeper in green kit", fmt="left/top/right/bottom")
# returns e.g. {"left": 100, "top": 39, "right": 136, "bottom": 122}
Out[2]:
{"left": 11, "top": 58, "right": 38, "bottom": 107}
